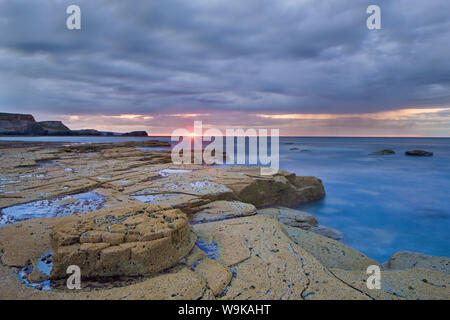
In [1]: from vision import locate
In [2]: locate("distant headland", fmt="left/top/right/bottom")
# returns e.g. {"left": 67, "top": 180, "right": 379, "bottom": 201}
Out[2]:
{"left": 0, "top": 112, "right": 148, "bottom": 137}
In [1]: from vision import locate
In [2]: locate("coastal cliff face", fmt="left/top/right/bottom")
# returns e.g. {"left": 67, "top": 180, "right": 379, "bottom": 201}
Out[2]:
{"left": 0, "top": 112, "right": 148, "bottom": 136}
{"left": 37, "top": 121, "right": 71, "bottom": 135}
{"left": 0, "top": 113, "right": 43, "bottom": 135}
{"left": 0, "top": 113, "right": 71, "bottom": 136}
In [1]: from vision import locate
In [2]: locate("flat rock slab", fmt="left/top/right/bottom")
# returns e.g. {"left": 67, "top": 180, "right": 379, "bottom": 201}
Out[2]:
{"left": 282, "top": 225, "right": 378, "bottom": 271}
{"left": 192, "top": 258, "right": 233, "bottom": 296}
{"left": 331, "top": 268, "right": 450, "bottom": 300}
{"left": 50, "top": 204, "right": 196, "bottom": 279}
{"left": 193, "top": 215, "right": 369, "bottom": 299}
{"left": 386, "top": 251, "right": 450, "bottom": 275}
{"left": 0, "top": 217, "right": 58, "bottom": 267}
{"left": 0, "top": 263, "right": 210, "bottom": 300}
{"left": 309, "top": 225, "right": 344, "bottom": 241}
{"left": 258, "top": 207, "right": 318, "bottom": 229}
{"left": 191, "top": 201, "right": 257, "bottom": 224}
{"left": 259, "top": 207, "right": 344, "bottom": 241}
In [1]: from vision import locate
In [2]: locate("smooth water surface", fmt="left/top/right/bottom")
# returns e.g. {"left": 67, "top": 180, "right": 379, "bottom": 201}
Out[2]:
{"left": 280, "top": 137, "right": 450, "bottom": 262}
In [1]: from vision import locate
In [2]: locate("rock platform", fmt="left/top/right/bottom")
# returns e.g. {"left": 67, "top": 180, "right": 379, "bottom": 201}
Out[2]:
{"left": 0, "top": 140, "right": 448, "bottom": 300}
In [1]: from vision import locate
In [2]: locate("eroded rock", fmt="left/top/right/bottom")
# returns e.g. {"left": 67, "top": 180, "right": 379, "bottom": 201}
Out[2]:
{"left": 195, "top": 167, "right": 326, "bottom": 208}
{"left": 50, "top": 204, "right": 196, "bottom": 279}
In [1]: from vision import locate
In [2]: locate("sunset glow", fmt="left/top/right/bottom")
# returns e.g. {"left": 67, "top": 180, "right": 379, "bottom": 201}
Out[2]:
{"left": 257, "top": 108, "right": 450, "bottom": 121}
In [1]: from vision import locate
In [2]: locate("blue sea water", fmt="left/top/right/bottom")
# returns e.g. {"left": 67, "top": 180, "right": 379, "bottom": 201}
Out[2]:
{"left": 279, "top": 137, "right": 450, "bottom": 262}
{"left": 1, "top": 136, "right": 449, "bottom": 262}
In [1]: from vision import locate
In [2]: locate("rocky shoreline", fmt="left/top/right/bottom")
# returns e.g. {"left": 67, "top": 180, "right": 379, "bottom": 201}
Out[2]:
{"left": 0, "top": 140, "right": 448, "bottom": 300}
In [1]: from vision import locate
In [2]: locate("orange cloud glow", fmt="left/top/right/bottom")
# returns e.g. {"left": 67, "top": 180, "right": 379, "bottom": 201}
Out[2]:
{"left": 101, "top": 114, "right": 154, "bottom": 120}
{"left": 257, "top": 107, "right": 450, "bottom": 121}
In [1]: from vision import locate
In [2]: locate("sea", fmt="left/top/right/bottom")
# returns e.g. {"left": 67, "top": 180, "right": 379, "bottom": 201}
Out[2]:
{"left": 1, "top": 135, "right": 449, "bottom": 262}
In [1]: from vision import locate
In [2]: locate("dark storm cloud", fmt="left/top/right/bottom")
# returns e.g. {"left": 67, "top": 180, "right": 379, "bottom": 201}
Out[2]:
{"left": 0, "top": 0, "right": 449, "bottom": 122}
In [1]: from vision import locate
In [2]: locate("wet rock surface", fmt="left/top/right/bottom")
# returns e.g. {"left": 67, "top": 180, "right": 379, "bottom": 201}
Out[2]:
{"left": 0, "top": 140, "right": 448, "bottom": 300}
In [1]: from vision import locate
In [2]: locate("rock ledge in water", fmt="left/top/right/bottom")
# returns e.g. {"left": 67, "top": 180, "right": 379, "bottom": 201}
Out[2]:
{"left": 371, "top": 149, "right": 395, "bottom": 155}
{"left": 405, "top": 150, "right": 433, "bottom": 156}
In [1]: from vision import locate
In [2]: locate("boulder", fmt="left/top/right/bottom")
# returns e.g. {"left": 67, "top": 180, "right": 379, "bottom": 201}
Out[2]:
{"left": 206, "top": 167, "right": 325, "bottom": 208}
{"left": 50, "top": 204, "right": 196, "bottom": 279}
{"left": 405, "top": 150, "right": 433, "bottom": 156}
{"left": 386, "top": 251, "right": 450, "bottom": 274}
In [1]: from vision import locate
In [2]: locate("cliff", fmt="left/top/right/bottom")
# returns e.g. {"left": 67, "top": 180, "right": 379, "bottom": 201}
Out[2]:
{"left": 0, "top": 113, "right": 43, "bottom": 135}
{"left": 37, "top": 121, "right": 72, "bottom": 135}
{"left": 0, "top": 112, "right": 148, "bottom": 136}
{"left": 121, "top": 131, "right": 148, "bottom": 137}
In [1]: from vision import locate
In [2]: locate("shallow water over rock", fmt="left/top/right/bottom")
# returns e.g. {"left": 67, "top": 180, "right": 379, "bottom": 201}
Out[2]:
{"left": 0, "top": 192, "right": 106, "bottom": 225}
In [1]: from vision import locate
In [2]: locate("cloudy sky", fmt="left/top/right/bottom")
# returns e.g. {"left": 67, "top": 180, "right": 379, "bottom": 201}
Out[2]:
{"left": 0, "top": 0, "right": 449, "bottom": 136}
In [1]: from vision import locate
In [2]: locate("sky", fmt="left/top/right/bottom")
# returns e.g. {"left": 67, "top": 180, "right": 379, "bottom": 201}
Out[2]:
{"left": 0, "top": 0, "right": 449, "bottom": 136}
